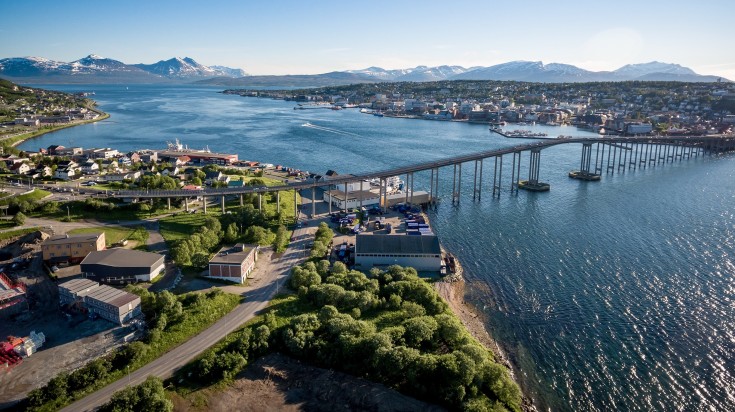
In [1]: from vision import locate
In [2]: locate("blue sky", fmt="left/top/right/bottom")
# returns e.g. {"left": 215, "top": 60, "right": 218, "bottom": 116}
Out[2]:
{"left": 3, "top": 0, "right": 734, "bottom": 79}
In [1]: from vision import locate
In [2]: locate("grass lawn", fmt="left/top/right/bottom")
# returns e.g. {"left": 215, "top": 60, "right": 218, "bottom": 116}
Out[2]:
{"left": 67, "top": 225, "right": 148, "bottom": 247}
{"left": 0, "top": 227, "right": 41, "bottom": 241}
{"left": 159, "top": 211, "right": 221, "bottom": 243}
{"left": 0, "top": 188, "right": 52, "bottom": 206}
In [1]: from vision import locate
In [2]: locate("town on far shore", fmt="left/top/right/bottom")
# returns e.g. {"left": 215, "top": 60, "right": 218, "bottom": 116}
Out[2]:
{"left": 227, "top": 80, "right": 735, "bottom": 137}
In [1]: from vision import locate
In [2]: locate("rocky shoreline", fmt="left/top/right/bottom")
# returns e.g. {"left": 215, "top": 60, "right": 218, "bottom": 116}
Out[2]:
{"left": 435, "top": 270, "right": 538, "bottom": 412}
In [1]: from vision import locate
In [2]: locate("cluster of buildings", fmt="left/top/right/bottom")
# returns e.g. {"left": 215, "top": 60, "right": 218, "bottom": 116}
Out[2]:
{"left": 247, "top": 81, "right": 735, "bottom": 136}
{"left": 4, "top": 139, "right": 245, "bottom": 185}
{"left": 42, "top": 231, "right": 259, "bottom": 325}
{"left": 9, "top": 108, "right": 100, "bottom": 127}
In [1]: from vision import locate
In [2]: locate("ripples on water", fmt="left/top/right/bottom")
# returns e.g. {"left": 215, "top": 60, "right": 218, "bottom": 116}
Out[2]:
{"left": 20, "top": 85, "right": 735, "bottom": 411}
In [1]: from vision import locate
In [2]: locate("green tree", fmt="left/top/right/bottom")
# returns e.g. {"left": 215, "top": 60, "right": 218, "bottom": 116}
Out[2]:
{"left": 99, "top": 376, "right": 173, "bottom": 412}
{"left": 273, "top": 225, "right": 288, "bottom": 253}
{"left": 12, "top": 211, "right": 26, "bottom": 226}
{"left": 224, "top": 222, "right": 238, "bottom": 243}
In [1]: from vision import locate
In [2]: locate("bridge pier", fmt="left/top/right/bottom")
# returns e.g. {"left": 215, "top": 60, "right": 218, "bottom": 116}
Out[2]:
{"left": 409, "top": 172, "right": 415, "bottom": 205}
{"left": 344, "top": 183, "right": 348, "bottom": 213}
{"left": 510, "top": 152, "right": 521, "bottom": 194}
{"left": 570, "top": 143, "right": 600, "bottom": 181}
{"left": 258, "top": 193, "right": 262, "bottom": 212}
{"left": 221, "top": 195, "right": 225, "bottom": 213}
{"left": 359, "top": 180, "right": 364, "bottom": 210}
{"left": 429, "top": 168, "right": 434, "bottom": 206}
{"left": 167, "top": 197, "right": 171, "bottom": 210}
{"left": 433, "top": 168, "right": 439, "bottom": 208}
{"left": 240, "top": 194, "right": 243, "bottom": 207}
{"left": 277, "top": 191, "right": 281, "bottom": 214}
{"left": 451, "top": 163, "right": 462, "bottom": 204}
{"left": 473, "top": 159, "right": 483, "bottom": 201}
{"left": 519, "top": 149, "right": 549, "bottom": 191}
{"left": 202, "top": 196, "right": 207, "bottom": 214}
{"left": 492, "top": 155, "right": 502, "bottom": 198}
{"left": 381, "top": 178, "right": 387, "bottom": 213}
{"left": 311, "top": 187, "right": 316, "bottom": 217}
{"left": 294, "top": 189, "right": 298, "bottom": 223}
{"left": 185, "top": 198, "right": 189, "bottom": 212}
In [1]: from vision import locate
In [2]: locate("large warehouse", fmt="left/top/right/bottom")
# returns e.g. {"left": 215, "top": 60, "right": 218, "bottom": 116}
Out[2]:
{"left": 81, "top": 249, "right": 165, "bottom": 283}
{"left": 58, "top": 278, "right": 141, "bottom": 325}
{"left": 354, "top": 234, "right": 442, "bottom": 272}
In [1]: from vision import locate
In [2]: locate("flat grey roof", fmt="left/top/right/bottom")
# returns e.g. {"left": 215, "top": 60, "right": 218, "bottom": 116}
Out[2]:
{"left": 355, "top": 234, "right": 440, "bottom": 255}
{"left": 81, "top": 249, "right": 164, "bottom": 269}
{"left": 209, "top": 245, "right": 255, "bottom": 265}
{"left": 45, "top": 233, "right": 103, "bottom": 246}
{"left": 85, "top": 284, "right": 139, "bottom": 308}
{"left": 59, "top": 278, "right": 100, "bottom": 296}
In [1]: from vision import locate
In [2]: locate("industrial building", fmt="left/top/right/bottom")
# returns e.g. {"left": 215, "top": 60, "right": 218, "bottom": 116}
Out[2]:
{"left": 42, "top": 233, "right": 106, "bottom": 264}
{"left": 81, "top": 249, "right": 165, "bottom": 283}
{"left": 354, "top": 234, "right": 442, "bottom": 272}
{"left": 58, "top": 278, "right": 141, "bottom": 325}
{"left": 207, "top": 244, "right": 259, "bottom": 284}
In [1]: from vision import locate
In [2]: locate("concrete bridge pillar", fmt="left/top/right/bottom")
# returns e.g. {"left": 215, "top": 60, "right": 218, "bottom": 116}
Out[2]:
{"left": 258, "top": 193, "right": 262, "bottom": 211}
{"left": 473, "top": 159, "right": 483, "bottom": 201}
{"left": 202, "top": 196, "right": 207, "bottom": 214}
{"left": 510, "top": 152, "right": 521, "bottom": 194}
{"left": 240, "top": 194, "right": 243, "bottom": 207}
{"left": 294, "top": 189, "right": 298, "bottom": 223}
{"left": 492, "top": 155, "right": 502, "bottom": 198}
{"left": 343, "top": 182, "right": 348, "bottom": 213}
{"left": 359, "top": 180, "right": 364, "bottom": 210}
{"left": 185, "top": 198, "right": 189, "bottom": 212}
{"left": 528, "top": 149, "right": 541, "bottom": 184}
{"left": 221, "top": 195, "right": 225, "bottom": 214}
{"left": 167, "top": 197, "right": 171, "bottom": 210}
{"left": 312, "top": 187, "right": 316, "bottom": 217}
{"left": 277, "top": 191, "right": 281, "bottom": 214}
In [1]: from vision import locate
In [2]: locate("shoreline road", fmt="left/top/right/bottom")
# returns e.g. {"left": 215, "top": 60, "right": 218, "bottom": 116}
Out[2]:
{"left": 61, "top": 226, "right": 312, "bottom": 412}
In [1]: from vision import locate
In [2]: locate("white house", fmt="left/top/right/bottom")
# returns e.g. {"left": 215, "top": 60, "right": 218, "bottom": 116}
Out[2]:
{"left": 81, "top": 160, "right": 100, "bottom": 175}
{"left": 54, "top": 167, "right": 76, "bottom": 180}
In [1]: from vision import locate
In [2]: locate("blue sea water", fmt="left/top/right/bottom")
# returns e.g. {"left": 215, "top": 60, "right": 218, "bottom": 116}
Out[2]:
{"left": 20, "top": 84, "right": 735, "bottom": 411}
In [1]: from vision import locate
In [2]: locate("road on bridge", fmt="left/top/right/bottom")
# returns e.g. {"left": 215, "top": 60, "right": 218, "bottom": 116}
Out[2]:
{"left": 60, "top": 226, "right": 312, "bottom": 412}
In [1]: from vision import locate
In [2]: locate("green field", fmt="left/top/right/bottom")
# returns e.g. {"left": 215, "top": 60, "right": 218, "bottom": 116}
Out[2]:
{"left": 67, "top": 225, "right": 148, "bottom": 247}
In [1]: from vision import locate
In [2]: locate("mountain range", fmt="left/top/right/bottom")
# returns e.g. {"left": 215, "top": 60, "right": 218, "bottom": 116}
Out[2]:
{"left": 0, "top": 54, "right": 726, "bottom": 85}
{"left": 0, "top": 55, "right": 247, "bottom": 83}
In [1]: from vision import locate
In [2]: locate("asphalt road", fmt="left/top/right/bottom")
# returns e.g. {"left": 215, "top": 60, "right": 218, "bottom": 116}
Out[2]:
{"left": 60, "top": 226, "right": 311, "bottom": 412}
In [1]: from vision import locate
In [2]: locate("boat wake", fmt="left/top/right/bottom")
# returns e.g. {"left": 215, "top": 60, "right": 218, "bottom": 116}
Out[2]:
{"left": 302, "top": 122, "right": 360, "bottom": 137}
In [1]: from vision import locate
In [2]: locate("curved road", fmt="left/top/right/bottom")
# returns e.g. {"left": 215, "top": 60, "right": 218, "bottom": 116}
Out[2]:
{"left": 60, "top": 226, "right": 311, "bottom": 412}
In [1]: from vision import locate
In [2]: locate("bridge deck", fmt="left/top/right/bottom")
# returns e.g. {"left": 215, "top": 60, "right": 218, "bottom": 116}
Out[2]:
{"left": 107, "top": 136, "right": 732, "bottom": 199}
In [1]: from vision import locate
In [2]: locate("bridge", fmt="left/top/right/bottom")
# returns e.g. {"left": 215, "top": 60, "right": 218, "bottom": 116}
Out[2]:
{"left": 106, "top": 135, "right": 735, "bottom": 217}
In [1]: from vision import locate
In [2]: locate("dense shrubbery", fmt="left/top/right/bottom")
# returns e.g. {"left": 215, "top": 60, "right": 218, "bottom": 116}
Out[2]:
{"left": 169, "top": 216, "right": 223, "bottom": 267}
{"left": 24, "top": 289, "right": 240, "bottom": 412}
{"left": 99, "top": 376, "right": 172, "bottom": 412}
{"left": 180, "top": 264, "right": 521, "bottom": 411}
{"left": 310, "top": 222, "right": 334, "bottom": 258}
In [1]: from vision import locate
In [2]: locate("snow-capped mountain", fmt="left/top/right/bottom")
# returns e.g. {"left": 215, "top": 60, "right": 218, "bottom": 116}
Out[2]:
{"left": 346, "top": 65, "right": 470, "bottom": 82}
{"left": 612, "top": 61, "right": 696, "bottom": 78}
{"left": 395, "top": 66, "right": 470, "bottom": 82}
{"left": 346, "top": 66, "right": 414, "bottom": 81}
{"left": 450, "top": 61, "right": 603, "bottom": 82}
{"left": 209, "top": 65, "right": 248, "bottom": 78}
{"left": 69, "top": 54, "right": 142, "bottom": 72}
{"left": 448, "top": 60, "right": 722, "bottom": 82}
{"left": 0, "top": 55, "right": 248, "bottom": 83}
{"left": 133, "top": 57, "right": 244, "bottom": 78}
